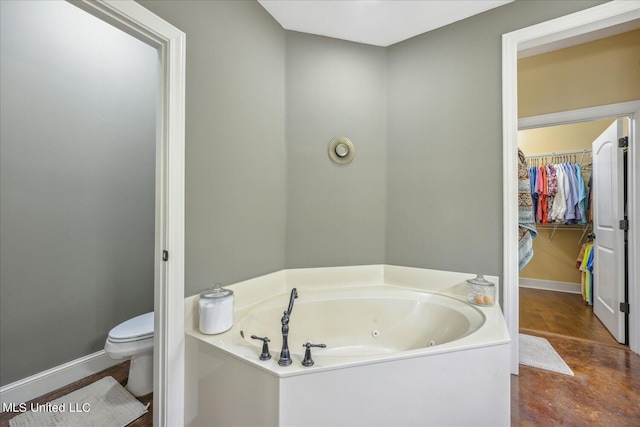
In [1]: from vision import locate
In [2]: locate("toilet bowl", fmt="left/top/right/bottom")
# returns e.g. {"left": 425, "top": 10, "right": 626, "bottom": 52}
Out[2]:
{"left": 105, "top": 312, "right": 154, "bottom": 397}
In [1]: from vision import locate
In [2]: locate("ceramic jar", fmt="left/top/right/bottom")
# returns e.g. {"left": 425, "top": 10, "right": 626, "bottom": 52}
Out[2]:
{"left": 199, "top": 283, "right": 234, "bottom": 334}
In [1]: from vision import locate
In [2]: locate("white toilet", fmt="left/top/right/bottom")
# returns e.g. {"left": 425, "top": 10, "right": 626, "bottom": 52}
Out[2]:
{"left": 104, "top": 312, "right": 154, "bottom": 397}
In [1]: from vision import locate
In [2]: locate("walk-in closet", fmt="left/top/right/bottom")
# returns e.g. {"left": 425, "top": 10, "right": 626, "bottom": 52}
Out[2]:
{"left": 516, "top": 26, "right": 638, "bottom": 349}
{"left": 518, "top": 118, "right": 629, "bottom": 348}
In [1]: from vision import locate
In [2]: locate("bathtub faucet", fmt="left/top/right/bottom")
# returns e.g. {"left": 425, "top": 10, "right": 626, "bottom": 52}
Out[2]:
{"left": 278, "top": 288, "right": 298, "bottom": 366}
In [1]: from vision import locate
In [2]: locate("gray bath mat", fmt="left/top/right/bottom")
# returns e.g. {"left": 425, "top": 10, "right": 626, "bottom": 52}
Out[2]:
{"left": 519, "top": 333, "right": 574, "bottom": 376}
{"left": 9, "top": 376, "right": 148, "bottom": 427}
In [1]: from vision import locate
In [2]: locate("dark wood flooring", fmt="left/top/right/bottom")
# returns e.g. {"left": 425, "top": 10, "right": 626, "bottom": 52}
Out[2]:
{"left": 514, "top": 287, "right": 640, "bottom": 426}
{"left": 3, "top": 290, "right": 639, "bottom": 426}
{"left": 519, "top": 287, "right": 626, "bottom": 349}
{"left": 0, "top": 361, "right": 152, "bottom": 427}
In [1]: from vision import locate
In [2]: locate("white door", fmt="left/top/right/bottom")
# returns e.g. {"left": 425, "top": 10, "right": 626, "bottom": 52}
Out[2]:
{"left": 592, "top": 119, "right": 626, "bottom": 343}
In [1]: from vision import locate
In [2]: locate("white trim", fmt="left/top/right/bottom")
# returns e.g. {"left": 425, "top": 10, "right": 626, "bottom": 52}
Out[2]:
{"left": 71, "top": 1, "right": 186, "bottom": 425}
{"left": 519, "top": 101, "right": 640, "bottom": 130}
{"left": 628, "top": 104, "right": 640, "bottom": 355}
{"left": 501, "top": 28, "right": 520, "bottom": 375}
{"left": 519, "top": 278, "right": 581, "bottom": 294}
{"left": 514, "top": 0, "right": 639, "bottom": 53}
{"left": 503, "top": 1, "right": 640, "bottom": 374}
{"left": 0, "top": 351, "right": 119, "bottom": 406}
{"left": 518, "top": 19, "right": 640, "bottom": 58}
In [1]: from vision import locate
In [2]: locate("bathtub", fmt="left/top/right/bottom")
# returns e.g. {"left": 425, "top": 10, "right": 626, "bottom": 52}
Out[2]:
{"left": 238, "top": 286, "right": 485, "bottom": 358}
{"left": 184, "top": 265, "right": 511, "bottom": 426}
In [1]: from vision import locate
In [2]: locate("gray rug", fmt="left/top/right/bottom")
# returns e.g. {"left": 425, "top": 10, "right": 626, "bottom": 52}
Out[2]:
{"left": 519, "top": 333, "right": 574, "bottom": 376}
{"left": 9, "top": 376, "right": 148, "bottom": 427}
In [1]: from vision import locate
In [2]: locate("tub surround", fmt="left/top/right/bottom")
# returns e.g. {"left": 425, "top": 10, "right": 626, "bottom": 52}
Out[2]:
{"left": 184, "top": 265, "right": 510, "bottom": 426}
{"left": 185, "top": 266, "right": 507, "bottom": 377}
{"left": 185, "top": 265, "right": 500, "bottom": 324}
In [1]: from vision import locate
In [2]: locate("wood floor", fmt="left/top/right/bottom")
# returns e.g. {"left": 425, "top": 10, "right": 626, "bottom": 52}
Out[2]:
{"left": 0, "top": 361, "right": 152, "bottom": 427}
{"left": 2, "top": 289, "right": 639, "bottom": 426}
{"left": 519, "top": 287, "right": 626, "bottom": 349}
{"left": 514, "top": 287, "right": 640, "bottom": 426}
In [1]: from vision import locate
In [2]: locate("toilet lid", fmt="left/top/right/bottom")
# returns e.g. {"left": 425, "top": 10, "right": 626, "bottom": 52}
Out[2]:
{"left": 108, "top": 312, "right": 154, "bottom": 343}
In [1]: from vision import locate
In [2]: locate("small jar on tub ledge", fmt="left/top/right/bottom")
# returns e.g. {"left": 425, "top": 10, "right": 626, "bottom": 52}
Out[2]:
{"left": 466, "top": 275, "right": 496, "bottom": 307}
{"left": 199, "top": 283, "right": 234, "bottom": 334}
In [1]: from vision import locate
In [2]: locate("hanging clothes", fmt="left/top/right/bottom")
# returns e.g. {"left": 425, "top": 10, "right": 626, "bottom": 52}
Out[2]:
{"left": 526, "top": 156, "right": 589, "bottom": 225}
{"left": 518, "top": 149, "right": 537, "bottom": 270}
{"left": 586, "top": 245, "right": 595, "bottom": 306}
{"left": 550, "top": 164, "right": 567, "bottom": 222}
{"left": 576, "top": 243, "right": 587, "bottom": 301}
{"left": 578, "top": 242, "right": 595, "bottom": 305}
{"left": 539, "top": 166, "right": 548, "bottom": 224}
{"left": 575, "top": 163, "right": 587, "bottom": 225}
{"left": 563, "top": 162, "right": 578, "bottom": 223}
{"left": 546, "top": 164, "right": 557, "bottom": 222}
{"left": 529, "top": 165, "right": 538, "bottom": 221}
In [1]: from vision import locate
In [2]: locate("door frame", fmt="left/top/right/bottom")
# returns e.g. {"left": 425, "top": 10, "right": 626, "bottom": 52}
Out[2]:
{"left": 502, "top": 0, "right": 640, "bottom": 374}
{"left": 521, "top": 104, "right": 639, "bottom": 342}
{"left": 70, "top": 1, "right": 185, "bottom": 425}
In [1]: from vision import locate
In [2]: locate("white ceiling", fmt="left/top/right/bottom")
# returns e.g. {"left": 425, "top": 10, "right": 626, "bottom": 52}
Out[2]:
{"left": 258, "top": 0, "right": 515, "bottom": 47}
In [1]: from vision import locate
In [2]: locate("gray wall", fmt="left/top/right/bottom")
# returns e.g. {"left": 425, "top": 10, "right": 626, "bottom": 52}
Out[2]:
{"left": 140, "top": 0, "right": 605, "bottom": 289}
{"left": 385, "top": 0, "right": 607, "bottom": 279}
{"left": 0, "top": 1, "right": 156, "bottom": 386}
{"left": 139, "top": 0, "right": 287, "bottom": 294}
{"left": 285, "top": 32, "right": 386, "bottom": 268}
{"left": 0, "top": 0, "right": 609, "bottom": 385}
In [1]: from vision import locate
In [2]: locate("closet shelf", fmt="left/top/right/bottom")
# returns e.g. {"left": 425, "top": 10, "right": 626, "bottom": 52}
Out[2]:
{"left": 534, "top": 223, "right": 591, "bottom": 229}
{"left": 533, "top": 222, "right": 592, "bottom": 243}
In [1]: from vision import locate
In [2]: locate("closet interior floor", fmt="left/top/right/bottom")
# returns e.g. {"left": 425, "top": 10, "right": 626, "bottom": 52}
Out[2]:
{"left": 514, "top": 287, "right": 640, "bottom": 426}
{"left": 519, "top": 286, "right": 626, "bottom": 348}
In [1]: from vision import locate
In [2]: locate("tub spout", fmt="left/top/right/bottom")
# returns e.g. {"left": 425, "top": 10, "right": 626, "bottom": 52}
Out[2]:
{"left": 278, "top": 288, "right": 298, "bottom": 366}
{"left": 286, "top": 288, "right": 298, "bottom": 317}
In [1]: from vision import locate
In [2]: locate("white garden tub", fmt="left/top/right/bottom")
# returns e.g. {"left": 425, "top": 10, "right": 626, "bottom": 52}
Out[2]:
{"left": 184, "top": 265, "right": 510, "bottom": 427}
{"left": 238, "top": 286, "right": 485, "bottom": 358}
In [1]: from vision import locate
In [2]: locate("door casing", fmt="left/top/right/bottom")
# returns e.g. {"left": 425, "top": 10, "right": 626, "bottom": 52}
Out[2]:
{"left": 69, "top": 1, "right": 186, "bottom": 425}
{"left": 503, "top": 0, "right": 640, "bottom": 374}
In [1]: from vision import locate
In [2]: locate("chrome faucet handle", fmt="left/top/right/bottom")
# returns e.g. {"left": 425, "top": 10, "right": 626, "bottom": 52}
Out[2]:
{"left": 251, "top": 335, "right": 272, "bottom": 361}
{"left": 302, "top": 341, "right": 326, "bottom": 367}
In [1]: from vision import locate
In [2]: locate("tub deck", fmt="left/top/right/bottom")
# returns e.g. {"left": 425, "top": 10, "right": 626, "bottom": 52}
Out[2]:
{"left": 184, "top": 265, "right": 511, "bottom": 426}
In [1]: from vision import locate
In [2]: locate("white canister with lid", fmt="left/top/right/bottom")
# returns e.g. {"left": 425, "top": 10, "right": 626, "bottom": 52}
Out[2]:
{"left": 199, "top": 283, "right": 234, "bottom": 334}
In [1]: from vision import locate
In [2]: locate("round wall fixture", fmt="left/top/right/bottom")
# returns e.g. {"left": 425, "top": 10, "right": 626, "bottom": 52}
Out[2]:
{"left": 328, "top": 136, "right": 355, "bottom": 165}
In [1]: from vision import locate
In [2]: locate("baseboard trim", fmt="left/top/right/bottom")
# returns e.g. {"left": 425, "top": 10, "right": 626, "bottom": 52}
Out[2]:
{"left": 0, "top": 350, "right": 120, "bottom": 406}
{"left": 519, "top": 277, "right": 581, "bottom": 294}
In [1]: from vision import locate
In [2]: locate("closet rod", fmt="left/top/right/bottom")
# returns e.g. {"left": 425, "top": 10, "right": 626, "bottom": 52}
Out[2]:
{"left": 524, "top": 148, "right": 591, "bottom": 159}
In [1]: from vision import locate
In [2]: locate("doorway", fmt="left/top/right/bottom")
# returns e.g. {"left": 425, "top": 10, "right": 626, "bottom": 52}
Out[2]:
{"left": 69, "top": 2, "right": 186, "bottom": 425}
{"left": 517, "top": 115, "right": 631, "bottom": 349}
{"left": 502, "top": 0, "right": 640, "bottom": 375}
{"left": 507, "top": 100, "right": 640, "bottom": 374}
{"left": 1, "top": 0, "right": 157, "bottom": 389}
{"left": 0, "top": 1, "right": 185, "bottom": 425}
